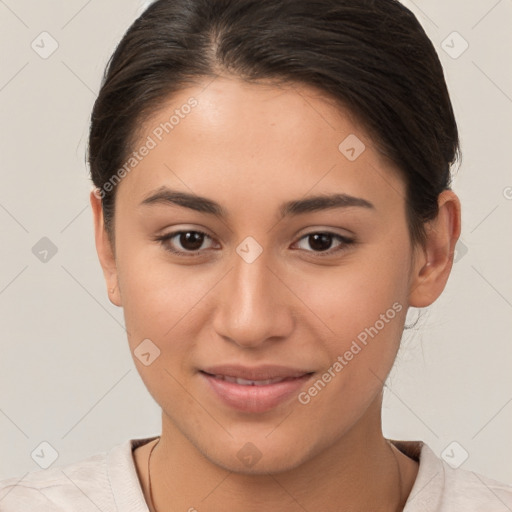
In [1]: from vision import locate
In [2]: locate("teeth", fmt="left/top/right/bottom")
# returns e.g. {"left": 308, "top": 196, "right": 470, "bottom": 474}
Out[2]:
{"left": 215, "top": 375, "right": 288, "bottom": 385}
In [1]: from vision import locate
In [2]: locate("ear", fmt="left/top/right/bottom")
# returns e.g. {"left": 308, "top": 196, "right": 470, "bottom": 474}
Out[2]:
{"left": 408, "top": 189, "right": 462, "bottom": 307}
{"left": 90, "top": 189, "right": 122, "bottom": 307}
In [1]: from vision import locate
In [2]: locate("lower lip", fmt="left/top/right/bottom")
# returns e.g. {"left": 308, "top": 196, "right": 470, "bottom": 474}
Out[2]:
{"left": 200, "top": 372, "right": 314, "bottom": 413}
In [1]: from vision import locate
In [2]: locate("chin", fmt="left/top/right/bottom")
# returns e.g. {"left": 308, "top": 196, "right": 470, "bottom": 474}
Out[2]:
{"left": 198, "top": 434, "right": 315, "bottom": 476}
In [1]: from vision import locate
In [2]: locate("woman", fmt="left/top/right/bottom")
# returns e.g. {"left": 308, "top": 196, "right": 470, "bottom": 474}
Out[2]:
{"left": 1, "top": 0, "right": 511, "bottom": 510}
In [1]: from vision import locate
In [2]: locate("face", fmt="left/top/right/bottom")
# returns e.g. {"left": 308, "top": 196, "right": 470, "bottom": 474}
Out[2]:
{"left": 93, "top": 77, "right": 428, "bottom": 474}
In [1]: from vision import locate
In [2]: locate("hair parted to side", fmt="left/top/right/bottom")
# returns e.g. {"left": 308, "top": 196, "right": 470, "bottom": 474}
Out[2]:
{"left": 88, "top": 0, "right": 460, "bottom": 250}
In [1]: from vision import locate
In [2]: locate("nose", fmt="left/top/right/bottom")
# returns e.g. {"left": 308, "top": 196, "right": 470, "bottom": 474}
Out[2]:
{"left": 211, "top": 247, "right": 295, "bottom": 349}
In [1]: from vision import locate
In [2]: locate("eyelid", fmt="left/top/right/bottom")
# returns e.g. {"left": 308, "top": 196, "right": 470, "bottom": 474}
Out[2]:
{"left": 155, "top": 229, "right": 216, "bottom": 256}
{"left": 292, "top": 232, "right": 354, "bottom": 257}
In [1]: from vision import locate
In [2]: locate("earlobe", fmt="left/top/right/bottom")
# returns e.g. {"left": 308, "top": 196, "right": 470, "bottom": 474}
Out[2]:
{"left": 408, "top": 190, "right": 461, "bottom": 308}
{"left": 89, "top": 189, "right": 122, "bottom": 307}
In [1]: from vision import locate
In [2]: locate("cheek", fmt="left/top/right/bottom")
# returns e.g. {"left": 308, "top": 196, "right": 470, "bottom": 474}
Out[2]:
{"left": 116, "top": 243, "right": 223, "bottom": 368}
{"left": 292, "top": 266, "right": 407, "bottom": 427}
{"left": 289, "top": 249, "right": 409, "bottom": 342}
{"left": 117, "top": 256, "right": 208, "bottom": 401}
{"left": 120, "top": 264, "right": 206, "bottom": 337}
{"left": 285, "top": 241, "right": 410, "bottom": 404}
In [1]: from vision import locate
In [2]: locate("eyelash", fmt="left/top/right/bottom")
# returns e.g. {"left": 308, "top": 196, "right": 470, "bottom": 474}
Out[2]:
{"left": 154, "top": 230, "right": 355, "bottom": 258}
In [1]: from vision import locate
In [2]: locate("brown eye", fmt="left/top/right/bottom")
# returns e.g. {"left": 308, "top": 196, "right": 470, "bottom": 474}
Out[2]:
{"left": 176, "top": 231, "right": 206, "bottom": 251}
{"left": 157, "top": 230, "right": 215, "bottom": 255}
{"left": 294, "top": 232, "right": 354, "bottom": 256}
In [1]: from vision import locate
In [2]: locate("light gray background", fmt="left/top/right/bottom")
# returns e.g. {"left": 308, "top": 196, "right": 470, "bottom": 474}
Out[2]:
{"left": 1, "top": 0, "right": 511, "bottom": 485}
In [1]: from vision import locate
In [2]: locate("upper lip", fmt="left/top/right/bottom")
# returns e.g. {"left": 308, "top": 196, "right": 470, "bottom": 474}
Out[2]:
{"left": 200, "top": 364, "right": 314, "bottom": 381}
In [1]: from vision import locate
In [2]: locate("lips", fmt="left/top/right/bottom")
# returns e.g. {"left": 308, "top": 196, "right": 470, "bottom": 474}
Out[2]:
{"left": 201, "top": 364, "right": 312, "bottom": 381}
{"left": 199, "top": 364, "right": 314, "bottom": 413}
{"left": 206, "top": 374, "right": 294, "bottom": 386}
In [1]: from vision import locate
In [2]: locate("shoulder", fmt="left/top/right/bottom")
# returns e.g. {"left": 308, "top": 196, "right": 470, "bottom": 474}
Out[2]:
{"left": 438, "top": 458, "right": 512, "bottom": 510}
{"left": 0, "top": 439, "right": 140, "bottom": 512}
{"left": 396, "top": 440, "right": 512, "bottom": 511}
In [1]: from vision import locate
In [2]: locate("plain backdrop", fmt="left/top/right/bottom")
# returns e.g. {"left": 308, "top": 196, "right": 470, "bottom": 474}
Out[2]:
{"left": 1, "top": 0, "right": 511, "bottom": 484}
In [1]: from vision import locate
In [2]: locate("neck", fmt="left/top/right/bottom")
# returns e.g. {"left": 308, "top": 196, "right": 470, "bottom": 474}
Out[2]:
{"left": 143, "top": 397, "right": 417, "bottom": 511}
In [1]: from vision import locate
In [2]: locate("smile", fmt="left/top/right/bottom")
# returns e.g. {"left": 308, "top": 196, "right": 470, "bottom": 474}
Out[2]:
{"left": 199, "top": 366, "right": 315, "bottom": 413}
{"left": 205, "top": 374, "right": 297, "bottom": 386}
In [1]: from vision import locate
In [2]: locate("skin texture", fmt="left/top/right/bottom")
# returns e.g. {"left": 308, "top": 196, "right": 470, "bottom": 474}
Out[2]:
{"left": 91, "top": 76, "right": 461, "bottom": 511}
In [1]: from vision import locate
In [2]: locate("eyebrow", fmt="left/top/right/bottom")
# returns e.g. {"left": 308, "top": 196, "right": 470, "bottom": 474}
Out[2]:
{"left": 139, "top": 186, "right": 375, "bottom": 219}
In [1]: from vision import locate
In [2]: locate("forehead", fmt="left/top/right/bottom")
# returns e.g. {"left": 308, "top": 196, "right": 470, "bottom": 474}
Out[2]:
{"left": 117, "top": 76, "right": 405, "bottom": 213}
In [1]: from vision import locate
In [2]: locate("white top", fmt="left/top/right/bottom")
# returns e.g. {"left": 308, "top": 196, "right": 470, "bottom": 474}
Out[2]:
{"left": 1, "top": 437, "right": 511, "bottom": 511}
